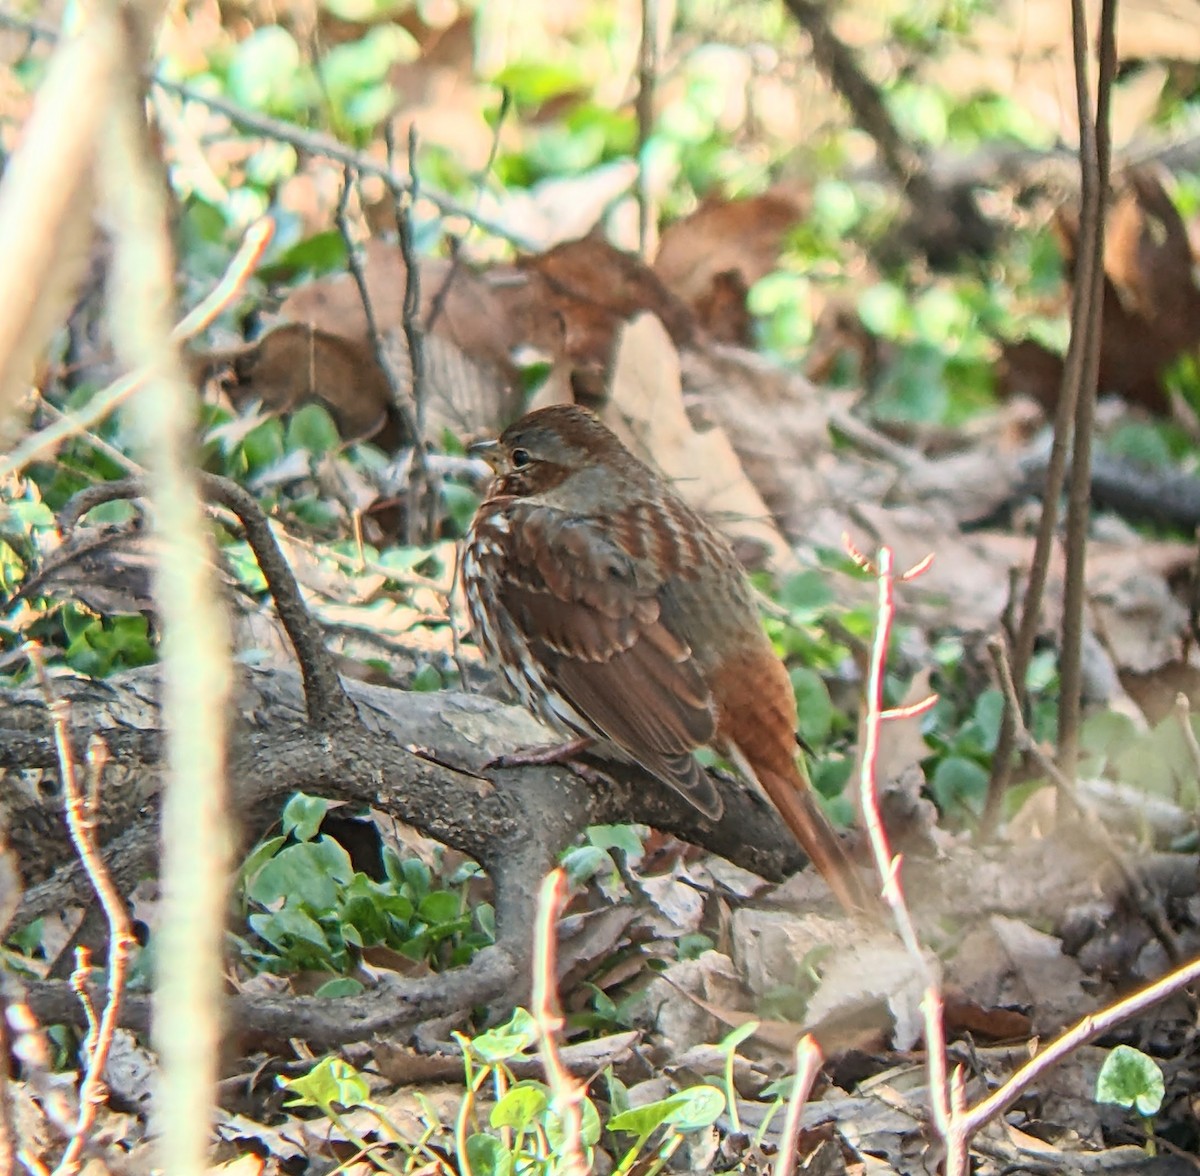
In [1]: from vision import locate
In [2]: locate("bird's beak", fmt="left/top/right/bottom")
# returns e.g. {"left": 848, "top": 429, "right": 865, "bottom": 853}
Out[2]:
{"left": 468, "top": 438, "right": 504, "bottom": 471}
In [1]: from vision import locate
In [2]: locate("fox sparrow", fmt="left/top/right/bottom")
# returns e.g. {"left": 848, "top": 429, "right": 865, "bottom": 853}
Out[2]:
{"left": 463, "top": 405, "right": 870, "bottom": 913}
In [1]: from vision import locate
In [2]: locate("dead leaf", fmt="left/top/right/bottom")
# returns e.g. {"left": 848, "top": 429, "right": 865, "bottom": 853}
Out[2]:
{"left": 950, "top": 915, "right": 1090, "bottom": 1036}
{"left": 1002, "top": 169, "right": 1200, "bottom": 417}
{"left": 203, "top": 323, "right": 397, "bottom": 446}
{"left": 207, "top": 240, "right": 523, "bottom": 448}
{"left": 654, "top": 188, "right": 809, "bottom": 345}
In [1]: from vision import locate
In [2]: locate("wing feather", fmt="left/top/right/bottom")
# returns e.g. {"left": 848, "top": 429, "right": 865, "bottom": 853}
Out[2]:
{"left": 498, "top": 506, "right": 721, "bottom": 818}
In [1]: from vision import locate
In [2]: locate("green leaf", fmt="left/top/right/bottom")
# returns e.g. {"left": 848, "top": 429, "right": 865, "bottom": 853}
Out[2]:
{"left": 246, "top": 839, "right": 351, "bottom": 910}
{"left": 972, "top": 691, "right": 1005, "bottom": 753}
{"left": 490, "top": 1082, "right": 549, "bottom": 1133}
{"left": 718, "top": 1021, "right": 760, "bottom": 1051}
{"left": 545, "top": 1095, "right": 602, "bottom": 1149}
{"left": 930, "top": 756, "right": 988, "bottom": 817}
{"left": 239, "top": 835, "right": 287, "bottom": 886}
{"left": 315, "top": 976, "right": 364, "bottom": 998}
{"left": 913, "top": 286, "right": 971, "bottom": 344}
{"left": 609, "top": 1086, "right": 724, "bottom": 1135}
{"left": 677, "top": 933, "right": 715, "bottom": 960}
{"left": 661, "top": 1084, "right": 726, "bottom": 1130}
{"left": 1096, "top": 1045, "right": 1164, "bottom": 1116}
{"left": 285, "top": 403, "right": 341, "bottom": 458}
{"left": 561, "top": 844, "right": 612, "bottom": 886}
{"left": 791, "top": 667, "right": 833, "bottom": 745}
{"left": 281, "top": 1056, "right": 370, "bottom": 1110}
{"left": 417, "top": 889, "right": 461, "bottom": 924}
{"left": 586, "top": 825, "right": 644, "bottom": 857}
{"left": 857, "top": 282, "right": 910, "bottom": 338}
{"left": 468, "top": 1008, "right": 539, "bottom": 1063}
{"left": 410, "top": 663, "right": 443, "bottom": 692}
{"left": 779, "top": 569, "right": 833, "bottom": 617}
{"left": 281, "top": 793, "right": 331, "bottom": 842}
{"left": 464, "top": 1133, "right": 513, "bottom": 1176}
{"left": 228, "top": 27, "right": 304, "bottom": 112}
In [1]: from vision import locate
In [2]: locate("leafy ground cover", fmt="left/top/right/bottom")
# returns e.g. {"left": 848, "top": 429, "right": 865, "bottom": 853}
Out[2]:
{"left": 3, "top": 0, "right": 1200, "bottom": 1171}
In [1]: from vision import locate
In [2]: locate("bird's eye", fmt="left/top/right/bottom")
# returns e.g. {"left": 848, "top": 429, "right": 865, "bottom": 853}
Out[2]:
{"left": 510, "top": 447, "right": 532, "bottom": 468}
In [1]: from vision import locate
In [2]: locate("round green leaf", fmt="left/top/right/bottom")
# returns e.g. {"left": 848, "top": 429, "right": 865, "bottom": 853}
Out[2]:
{"left": 464, "top": 1133, "right": 512, "bottom": 1176}
{"left": 792, "top": 667, "right": 834, "bottom": 745}
{"left": 490, "top": 1082, "right": 549, "bottom": 1133}
{"left": 1096, "top": 1045, "right": 1164, "bottom": 1116}
{"left": 281, "top": 793, "right": 331, "bottom": 842}
{"left": 228, "top": 27, "right": 303, "bottom": 112}
{"left": 930, "top": 756, "right": 988, "bottom": 817}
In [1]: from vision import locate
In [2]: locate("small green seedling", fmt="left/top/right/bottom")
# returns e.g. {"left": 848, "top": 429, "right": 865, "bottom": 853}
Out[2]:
{"left": 1095, "top": 1044, "right": 1165, "bottom": 1155}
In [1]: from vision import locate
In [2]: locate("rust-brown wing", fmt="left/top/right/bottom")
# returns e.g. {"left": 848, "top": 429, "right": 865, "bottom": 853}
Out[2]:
{"left": 499, "top": 505, "right": 722, "bottom": 818}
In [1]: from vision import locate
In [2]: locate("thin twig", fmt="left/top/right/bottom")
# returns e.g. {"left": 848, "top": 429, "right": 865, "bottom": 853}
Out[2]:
{"left": 1174, "top": 694, "right": 1200, "bottom": 781}
{"left": 845, "top": 539, "right": 955, "bottom": 1162}
{"left": 27, "top": 653, "right": 135, "bottom": 1176}
{"left": 1058, "top": 0, "right": 1116, "bottom": 784}
{"left": 987, "top": 636, "right": 1183, "bottom": 965}
{"left": 0, "top": 217, "right": 273, "bottom": 481}
{"left": 531, "top": 870, "right": 588, "bottom": 1176}
{"left": 635, "top": 0, "right": 659, "bottom": 259}
{"left": 957, "top": 950, "right": 1200, "bottom": 1139}
{"left": 773, "top": 1036, "right": 822, "bottom": 1176}
{"left": 982, "top": 0, "right": 1114, "bottom": 829}
{"left": 32, "top": 390, "right": 145, "bottom": 476}
{"left": 395, "top": 127, "right": 436, "bottom": 544}
{"left": 61, "top": 473, "right": 356, "bottom": 728}
{"left": 424, "top": 89, "right": 510, "bottom": 337}
{"left": 332, "top": 164, "right": 433, "bottom": 545}
{"left": 97, "top": 8, "right": 234, "bottom": 1171}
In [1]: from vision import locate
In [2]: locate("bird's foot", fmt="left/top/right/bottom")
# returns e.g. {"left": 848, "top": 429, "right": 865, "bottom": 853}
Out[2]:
{"left": 485, "top": 736, "right": 595, "bottom": 771}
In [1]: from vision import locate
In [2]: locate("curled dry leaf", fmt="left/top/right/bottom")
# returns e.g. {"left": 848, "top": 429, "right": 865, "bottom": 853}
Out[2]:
{"left": 654, "top": 188, "right": 809, "bottom": 345}
{"left": 1000, "top": 168, "right": 1200, "bottom": 417}
{"left": 499, "top": 235, "right": 697, "bottom": 400}
{"left": 196, "top": 239, "right": 522, "bottom": 450}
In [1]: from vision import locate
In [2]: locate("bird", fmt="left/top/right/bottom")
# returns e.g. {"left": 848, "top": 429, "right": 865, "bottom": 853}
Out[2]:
{"left": 462, "top": 404, "right": 871, "bottom": 914}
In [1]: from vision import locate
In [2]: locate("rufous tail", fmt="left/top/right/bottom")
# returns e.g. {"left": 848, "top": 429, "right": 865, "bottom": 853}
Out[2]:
{"left": 757, "top": 765, "right": 878, "bottom": 916}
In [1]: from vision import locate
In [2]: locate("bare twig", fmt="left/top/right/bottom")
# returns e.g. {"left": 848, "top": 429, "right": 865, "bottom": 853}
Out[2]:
{"left": 635, "top": 0, "right": 659, "bottom": 259}
{"left": 96, "top": 8, "right": 234, "bottom": 1172}
{"left": 424, "top": 90, "right": 510, "bottom": 336}
{"left": 1175, "top": 694, "right": 1200, "bottom": 781}
{"left": 987, "top": 636, "right": 1183, "bottom": 966}
{"left": 61, "top": 473, "right": 355, "bottom": 728}
{"left": 394, "top": 127, "right": 436, "bottom": 544}
{"left": 332, "top": 163, "right": 435, "bottom": 545}
{"left": 846, "top": 540, "right": 955, "bottom": 1161}
{"left": 958, "top": 951, "right": 1200, "bottom": 1140}
{"left": 0, "top": 217, "right": 273, "bottom": 481}
{"left": 774, "top": 1036, "right": 823, "bottom": 1176}
{"left": 32, "top": 390, "right": 145, "bottom": 476}
{"left": 27, "top": 654, "right": 135, "bottom": 1176}
{"left": 1058, "top": 0, "right": 1116, "bottom": 784}
{"left": 531, "top": 870, "right": 588, "bottom": 1176}
{"left": 983, "top": 0, "right": 1115, "bottom": 829}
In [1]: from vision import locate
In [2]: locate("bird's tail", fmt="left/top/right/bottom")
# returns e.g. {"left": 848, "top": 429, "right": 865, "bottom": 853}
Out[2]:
{"left": 756, "top": 764, "right": 877, "bottom": 916}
